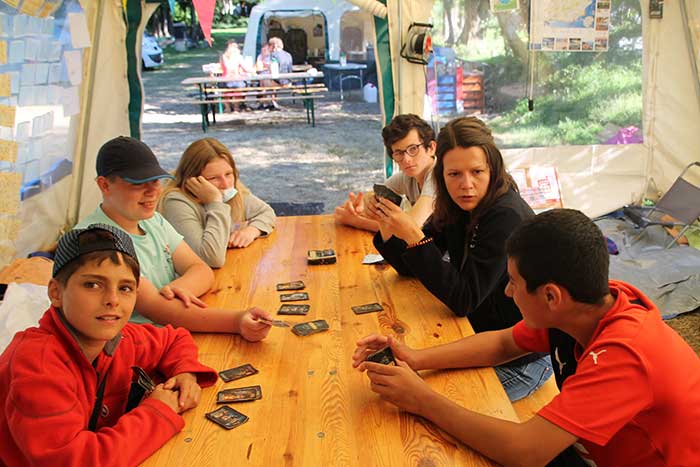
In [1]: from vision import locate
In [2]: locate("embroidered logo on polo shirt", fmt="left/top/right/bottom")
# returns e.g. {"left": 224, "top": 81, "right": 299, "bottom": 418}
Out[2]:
{"left": 589, "top": 349, "right": 607, "bottom": 365}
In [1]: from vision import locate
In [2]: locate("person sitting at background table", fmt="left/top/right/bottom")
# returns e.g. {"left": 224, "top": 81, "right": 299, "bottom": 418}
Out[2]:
{"left": 334, "top": 114, "right": 437, "bottom": 232}
{"left": 159, "top": 137, "right": 275, "bottom": 268}
{"left": 365, "top": 116, "right": 551, "bottom": 402}
{"left": 220, "top": 40, "right": 254, "bottom": 112}
{"left": 77, "top": 136, "right": 273, "bottom": 338}
{"left": 353, "top": 209, "right": 700, "bottom": 466}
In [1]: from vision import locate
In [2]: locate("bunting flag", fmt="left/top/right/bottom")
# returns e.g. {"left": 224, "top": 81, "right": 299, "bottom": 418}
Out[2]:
{"left": 192, "top": 0, "right": 215, "bottom": 46}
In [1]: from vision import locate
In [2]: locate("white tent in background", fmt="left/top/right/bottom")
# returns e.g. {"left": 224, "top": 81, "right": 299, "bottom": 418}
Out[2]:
{"left": 1, "top": 0, "right": 699, "bottom": 266}
{"left": 242, "top": 0, "right": 375, "bottom": 64}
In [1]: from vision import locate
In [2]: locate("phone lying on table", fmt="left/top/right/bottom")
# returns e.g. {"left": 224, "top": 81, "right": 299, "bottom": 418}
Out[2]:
{"left": 373, "top": 184, "right": 402, "bottom": 206}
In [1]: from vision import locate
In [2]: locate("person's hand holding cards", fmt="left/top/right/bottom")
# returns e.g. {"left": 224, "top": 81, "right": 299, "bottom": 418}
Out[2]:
{"left": 148, "top": 383, "right": 182, "bottom": 414}
{"left": 238, "top": 307, "right": 274, "bottom": 342}
{"left": 352, "top": 334, "right": 417, "bottom": 370}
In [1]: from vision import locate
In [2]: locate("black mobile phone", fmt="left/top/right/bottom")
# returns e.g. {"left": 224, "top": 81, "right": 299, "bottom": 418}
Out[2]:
{"left": 373, "top": 184, "right": 402, "bottom": 206}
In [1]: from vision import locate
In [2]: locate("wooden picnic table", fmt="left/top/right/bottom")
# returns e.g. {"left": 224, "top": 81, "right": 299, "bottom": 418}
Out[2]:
{"left": 181, "top": 72, "right": 326, "bottom": 132}
{"left": 141, "top": 215, "right": 518, "bottom": 466}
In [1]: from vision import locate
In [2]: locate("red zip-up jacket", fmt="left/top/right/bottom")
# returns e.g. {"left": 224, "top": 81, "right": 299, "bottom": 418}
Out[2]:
{"left": 0, "top": 306, "right": 217, "bottom": 466}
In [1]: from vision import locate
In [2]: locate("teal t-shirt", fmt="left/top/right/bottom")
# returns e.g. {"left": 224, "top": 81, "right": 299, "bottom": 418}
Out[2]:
{"left": 76, "top": 206, "right": 184, "bottom": 324}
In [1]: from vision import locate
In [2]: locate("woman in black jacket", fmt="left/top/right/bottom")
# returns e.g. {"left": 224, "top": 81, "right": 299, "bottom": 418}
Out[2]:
{"left": 367, "top": 116, "right": 551, "bottom": 401}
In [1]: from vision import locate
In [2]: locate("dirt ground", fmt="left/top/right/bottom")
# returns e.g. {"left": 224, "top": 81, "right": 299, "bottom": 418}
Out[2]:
{"left": 141, "top": 57, "right": 385, "bottom": 214}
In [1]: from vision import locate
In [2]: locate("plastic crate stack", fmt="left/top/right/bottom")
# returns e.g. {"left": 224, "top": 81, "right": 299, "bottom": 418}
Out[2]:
{"left": 426, "top": 47, "right": 463, "bottom": 115}
{"left": 462, "top": 69, "right": 485, "bottom": 115}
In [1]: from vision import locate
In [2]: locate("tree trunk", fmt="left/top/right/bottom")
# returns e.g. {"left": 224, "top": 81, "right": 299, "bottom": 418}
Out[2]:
{"left": 444, "top": 0, "right": 455, "bottom": 46}
{"left": 457, "top": 0, "right": 482, "bottom": 47}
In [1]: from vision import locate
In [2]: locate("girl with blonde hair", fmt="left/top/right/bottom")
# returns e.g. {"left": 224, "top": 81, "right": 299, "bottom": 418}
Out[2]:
{"left": 160, "top": 138, "right": 275, "bottom": 267}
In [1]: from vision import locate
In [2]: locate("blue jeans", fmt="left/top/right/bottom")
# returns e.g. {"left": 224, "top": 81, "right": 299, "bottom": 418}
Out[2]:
{"left": 495, "top": 354, "right": 553, "bottom": 402}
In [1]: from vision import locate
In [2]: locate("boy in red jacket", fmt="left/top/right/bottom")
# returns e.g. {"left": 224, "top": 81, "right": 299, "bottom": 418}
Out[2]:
{"left": 0, "top": 223, "right": 218, "bottom": 466}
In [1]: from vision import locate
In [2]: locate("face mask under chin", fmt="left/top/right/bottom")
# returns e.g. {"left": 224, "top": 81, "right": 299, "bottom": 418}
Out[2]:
{"left": 221, "top": 186, "right": 238, "bottom": 202}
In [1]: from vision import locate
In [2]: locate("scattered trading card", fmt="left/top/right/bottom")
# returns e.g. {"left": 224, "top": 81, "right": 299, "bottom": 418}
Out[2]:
{"left": 259, "top": 317, "right": 291, "bottom": 328}
{"left": 219, "top": 363, "right": 259, "bottom": 382}
{"left": 365, "top": 347, "right": 396, "bottom": 366}
{"left": 205, "top": 406, "right": 249, "bottom": 430}
{"left": 217, "top": 385, "right": 263, "bottom": 404}
{"left": 307, "top": 249, "right": 337, "bottom": 265}
{"left": 280, "top": 292, "right": 310, "bottom": 302}
{"left": 373, "top": 183, "right": 402, "bottom": 206}
{"left": 292, "top": 319, "right": 330, "bottom": 337}
{"left": 351, "top": 302, "right": 384, "bottom": 315}
{"left": 362, "top": 254, "right": 385, "bottom": 265}
{"left": 276, "top": 280, "right": 305, "bottom": 291}
{"left": 278, "top": 304, "right": 310, "bottom": 315}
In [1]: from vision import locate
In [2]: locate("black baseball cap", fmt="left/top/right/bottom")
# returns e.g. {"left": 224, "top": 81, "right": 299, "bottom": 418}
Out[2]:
{"left": 53, "top": 224, "right": 140, "bottom": 278}
{"left": 96, "top": 136, "right": 173, "bottom": 184}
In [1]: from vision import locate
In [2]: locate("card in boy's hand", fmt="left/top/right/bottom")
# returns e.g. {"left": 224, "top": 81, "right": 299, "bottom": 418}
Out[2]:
{"left": 307, "top": 249, "right": 337, "bottom": 265}
{"left": 278, "top": 304, "right": 310, "bottom": 315}
{"left": 276, "top": 280, "right": 305, "bottom": 291}
{"left": 219, "top": 363, "right": 258, "bottom": 382}
{"left": 217, "top": 385, "right": 263, "bottom": 404}
{"left": 351, "top": 302, "right": 384, "bottom": 314}
{"left": 205, "top": 406, "right": 249, "bottom": 430}
{"left": 259, "top": 317, "right": 291, "bottom": 328}
{"left": 280, "top": 292, "right": 309, "bottom": 302}
{"left": 373, "top": 183, "right": 402, "bottom": 206}
{"left": 365, "top": 346, "right": 396, "bottom": 366}
{"left": 291, "top": 319, "right": 329, "bottom": 337}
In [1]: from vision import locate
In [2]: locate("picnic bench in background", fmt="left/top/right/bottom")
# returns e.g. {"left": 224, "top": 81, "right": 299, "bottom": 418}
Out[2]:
{"left": 181, "top": 72, "right": 327, "bottom": 132}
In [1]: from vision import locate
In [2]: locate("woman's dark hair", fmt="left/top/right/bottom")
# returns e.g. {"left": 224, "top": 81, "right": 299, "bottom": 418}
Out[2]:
{"left": 431, "top": 117, "right": 516, "bottom": 230}
{"left": 381, "top": 114, "right": 436, "bottom": 155}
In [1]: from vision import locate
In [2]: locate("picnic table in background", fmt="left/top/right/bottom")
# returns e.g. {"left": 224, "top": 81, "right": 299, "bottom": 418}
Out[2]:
{"left": 181, "top": 71, "right": 327, "bottom": 132}
{"left": 141, "top": 215, "right": 518, "bottom": 466}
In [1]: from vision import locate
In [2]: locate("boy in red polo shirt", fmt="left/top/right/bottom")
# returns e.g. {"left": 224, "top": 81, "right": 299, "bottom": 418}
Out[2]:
{"left": 353, "top": 209, "right": 700, "bottom": 466}
{"left": 0, "top": 224, "right": 218, "bottom": 466}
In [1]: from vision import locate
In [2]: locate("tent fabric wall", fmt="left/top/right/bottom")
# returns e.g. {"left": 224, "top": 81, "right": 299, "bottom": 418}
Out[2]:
{"left": 76, "top": 1, "right": 155, "bottom": 223}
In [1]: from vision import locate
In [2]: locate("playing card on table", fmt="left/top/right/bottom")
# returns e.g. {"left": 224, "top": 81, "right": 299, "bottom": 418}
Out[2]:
{"left": 280, "top": 292, "right": 309, "bottom": 302}
{"left": 307, "top": 249, "right": 337, "bottom": 265}
{"left": 205, "top": 406, "right": 249, "bottom": 430}
{"left": 276, "top": 280, "right": 305, "bottom": 291}
{"left": 219, "top": 363, "right": 258, "bottom": 382}
{"left": 291, "top": 319, "right": 329, "bottom": 337}
{"left": 259, "top": 317, "right": 291, "bottom": 328}
{"left": 278, "top": 304, "right": 310, "bottom": 315}
{"left": 365, "top": 347, "right": 396, "bottom": 366}
{"left": 351, "top": 302, "right": 384, "bottom": 314}
{"left": 217, "top": 385, "right": 263, "bottom": 404}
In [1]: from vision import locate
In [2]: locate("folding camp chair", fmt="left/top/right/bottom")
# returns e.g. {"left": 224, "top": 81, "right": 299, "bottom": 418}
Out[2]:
{"left": 623, "top": 161, "right": 700, "bottom": 248}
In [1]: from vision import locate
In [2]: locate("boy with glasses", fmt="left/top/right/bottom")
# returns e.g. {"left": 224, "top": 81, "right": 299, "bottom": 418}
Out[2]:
{"left": 335, "top": 114, "right": 437, "bottom": 232}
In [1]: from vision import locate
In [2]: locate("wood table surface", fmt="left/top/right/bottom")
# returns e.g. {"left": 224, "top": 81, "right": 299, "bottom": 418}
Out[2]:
{"left": 141, "top": 215, "right": 518, "bottom": 466}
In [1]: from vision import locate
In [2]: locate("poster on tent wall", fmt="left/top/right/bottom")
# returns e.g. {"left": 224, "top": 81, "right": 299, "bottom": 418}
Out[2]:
{"left": 0, "top": 0, "right": 88, "bottom": 266}
{"left": 529, "top": 0, "right": 611, "bottom": 52}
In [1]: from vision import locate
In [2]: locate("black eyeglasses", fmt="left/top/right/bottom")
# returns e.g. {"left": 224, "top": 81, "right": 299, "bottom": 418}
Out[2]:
{"left": 391, "top": 143, "right": 423, "bottom": 162}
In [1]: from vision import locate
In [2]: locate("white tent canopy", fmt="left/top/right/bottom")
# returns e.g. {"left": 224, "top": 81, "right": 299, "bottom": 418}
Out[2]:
{"left": 3, "top": 0, "right": 699, "bottom": 263}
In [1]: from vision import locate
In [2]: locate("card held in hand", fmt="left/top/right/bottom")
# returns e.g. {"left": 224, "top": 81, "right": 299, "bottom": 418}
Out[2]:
{"left": 217, "top": 385, "right": 263, "bottom": 404}
{"left": 292, "top": 319, "right": 330, "bottom": 336}
{"left": 259, "top": 317, "right": 291, "bottom": 328}
{"left": 351, "top": 302, "right": 384, "bottom": 314}
{"left": 205, "top": 406, "right": 249, "bottom": 430}
{"left": 278, "top": 304, "right": 310, "bottom": 315}
{"left": 219, "top": 363, "right": 259, "bottom": 382}
{"left": 307, "top": 249, "right": 337, "bottom": 265}
{"left": 276, "top": 280, "right": 305, "bottom": 291}
{"left": 365, "top": 347, "right": 396, "bottom": 366}
{"left": 373, "top": 183, "right": 402, "bottom": 206}
{"left": 280, "top": 292, "right": 309, "bottom": 302}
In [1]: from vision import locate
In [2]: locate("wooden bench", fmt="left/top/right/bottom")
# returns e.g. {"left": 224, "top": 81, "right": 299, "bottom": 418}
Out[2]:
{"left": 182, "top": 72, "right": 327, "bottom": 132}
